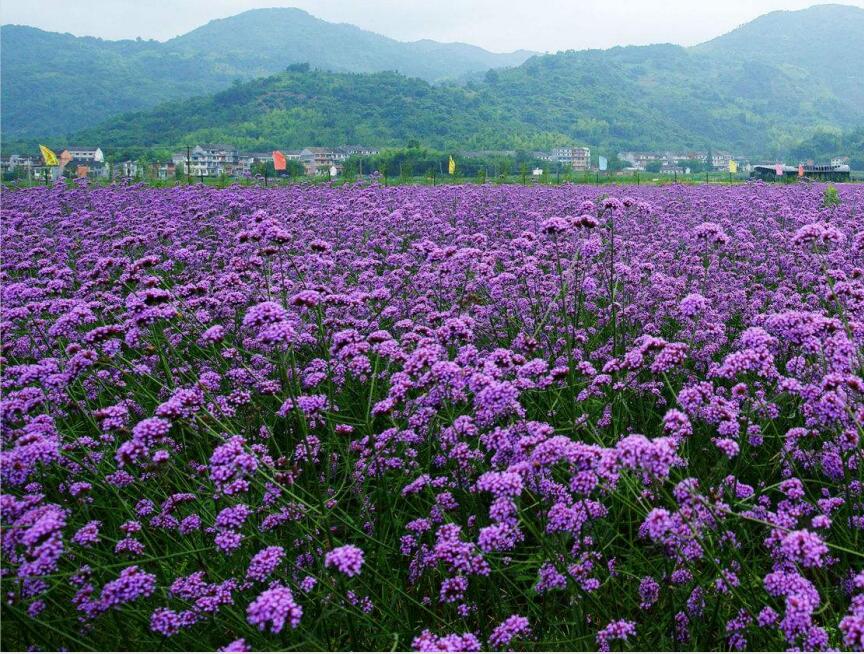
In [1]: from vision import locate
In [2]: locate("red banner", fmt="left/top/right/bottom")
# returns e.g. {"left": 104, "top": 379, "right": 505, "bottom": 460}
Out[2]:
{"left": 272, "top": 151, "right": 287, "bottom": 171}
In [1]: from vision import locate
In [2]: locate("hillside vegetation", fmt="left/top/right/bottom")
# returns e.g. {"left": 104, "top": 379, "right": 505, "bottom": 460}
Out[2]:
{"left": 5, "top": 4, "right": 864, "bottom": 156}
{"left": 0, "top": 8, "right": 533, "bottom": 137}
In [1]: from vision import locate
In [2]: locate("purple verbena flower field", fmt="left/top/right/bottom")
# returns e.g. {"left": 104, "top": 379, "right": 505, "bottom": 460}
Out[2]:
{"left": 1, "top": 180, "right": 863, "bottom": 651}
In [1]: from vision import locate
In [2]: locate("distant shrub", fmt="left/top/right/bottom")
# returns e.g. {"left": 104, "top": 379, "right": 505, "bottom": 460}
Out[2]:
{"left": 823, "top": 184, "right": 840, "bottom": 207}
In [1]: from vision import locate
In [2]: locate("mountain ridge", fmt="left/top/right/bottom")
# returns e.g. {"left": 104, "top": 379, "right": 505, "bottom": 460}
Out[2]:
{"left": 165, "top": 8, "right": 533, "bottom": 57}
{"left": 3, "top": 3, "right": 863, "bottom": 156}
{"left": 0, "top": 7, "right": 536, "bottom": 138}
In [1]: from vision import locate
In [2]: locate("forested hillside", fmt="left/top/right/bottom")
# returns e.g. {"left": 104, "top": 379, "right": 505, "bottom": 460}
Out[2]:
{"left": 0, "top": 8, "right": 533, "bottom": 137}
{"left": 5, "top": 4, "right": 864, "bottom": 156}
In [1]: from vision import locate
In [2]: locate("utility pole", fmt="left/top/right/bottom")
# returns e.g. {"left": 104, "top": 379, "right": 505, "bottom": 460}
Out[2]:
{"left": 186, "top": 145, "right": 192, "bottom": 185}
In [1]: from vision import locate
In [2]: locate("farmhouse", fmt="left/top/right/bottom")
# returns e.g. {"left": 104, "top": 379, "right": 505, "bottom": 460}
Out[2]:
{"left": 617, "top": 152, "right": 664, "bottom": 171}
{"left": 118, "top": 160, "right": 140, "bottom": 177}
{"left": 171, "top": 145, "right": 241, "bottom": 177}
{"left": 150, "top": 161, "right": 176, "bottom": 179}
{"left": 551, "top": 147, "right": 591, "bottom": 170}
{"left": 194, "top": 145, "right": 240, "bottom": 176}
{"left": 710, "top": 152, "right": 733, "bottom": 171}
{"left": 1, "top": 154, "right": 41, "bottom": 179}
{"left": 338, "top": 145, "right": 380, "bottom": 158}
{"left": 300, "top": 148, "right": 339, "bottom": 175}
{"left": 61, "top": 146, "right": 104, "bottom": 163}
{"left": 63, "top": 157, "right": 109, "bottom": 179}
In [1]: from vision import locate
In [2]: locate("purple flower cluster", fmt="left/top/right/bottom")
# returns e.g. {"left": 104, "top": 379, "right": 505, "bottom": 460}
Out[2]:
{"left": 597, "top": 619, "right": 637, "bottom": 651}
{"left": 246, "top": 584, "right": 303, "bottom": 633}
{"left": 324, "top": 544, "right": 365, "bottom": 578}
{"left": 488, "top": 614, "right": 531, "bottom": 648}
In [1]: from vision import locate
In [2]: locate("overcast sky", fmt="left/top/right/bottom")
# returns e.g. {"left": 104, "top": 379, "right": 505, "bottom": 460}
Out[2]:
{"left": 2, "top": 0, "right": 862, "bottom": 52}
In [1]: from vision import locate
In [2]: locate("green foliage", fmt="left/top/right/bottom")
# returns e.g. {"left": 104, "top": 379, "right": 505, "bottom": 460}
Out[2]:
{"left": 343, "top": 147, "right": 549, "bottom": 179}
{"left": 792, "top": 127, "right": 864, "bottom": 169}
{"left": 55, "top": 30, "right": 864, "bottom": 157}
{"left": 693, "top": 4, "right": 864, "bottom": 110}
{"left": 5, "top": 5, "right": 864, "bottom": 157}
{"left": 823, "top": 185, "right": 841, "bottom": 207}
{"left": 678, "top": 159, "right": 707, "bottom": 173}
{"left": 0, "top": 9, "right": 534, "bottom": 138}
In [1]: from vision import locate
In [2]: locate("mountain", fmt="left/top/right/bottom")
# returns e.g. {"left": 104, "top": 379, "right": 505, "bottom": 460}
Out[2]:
{"left": 64, "top": 4, "right": 864, "bottom": 157}
{"left": 0, "top": 8, "right": 534, "bottom": 138}
{"left": 0, "top": 26, "right": 225, "bottom": 140}
{"left": 693, "top": 4, "right": 864, "bottom": 108}
{"left": 166, "top": 9, "right": 533, "bottom": 82}
{"left": 694, "top": 5, "right": 864, "bottom": 66}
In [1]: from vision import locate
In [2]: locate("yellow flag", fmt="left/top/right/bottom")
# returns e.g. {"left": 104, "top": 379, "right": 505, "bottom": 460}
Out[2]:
{"left": 39, "top": 145, "right": 59, "bottom": 166}
{"left": 728, "top": 160, "right": 737, "bottom": 174}
{"left": 448, "top": 155, "right": 456, "bottom": 176}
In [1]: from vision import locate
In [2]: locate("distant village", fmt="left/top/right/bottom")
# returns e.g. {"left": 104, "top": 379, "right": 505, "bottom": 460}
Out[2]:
{"left": 613, "top": 151, "right": 851, "bottom": 177}
{"left": 1, "top": 145, "right": 379, "bottom": 181}
{"left": 1, "top": 144, "right": 853, "bottom": 182}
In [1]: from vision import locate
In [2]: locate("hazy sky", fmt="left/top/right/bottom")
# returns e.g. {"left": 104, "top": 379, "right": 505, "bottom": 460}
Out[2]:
{"left": 2, "top": 0, "right": 862, "bottom": 52}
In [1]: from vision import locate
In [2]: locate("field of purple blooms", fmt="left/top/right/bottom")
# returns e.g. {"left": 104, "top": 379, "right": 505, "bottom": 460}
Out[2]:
{"left": 1, "top": 180, "right": 863, "bottom": 652}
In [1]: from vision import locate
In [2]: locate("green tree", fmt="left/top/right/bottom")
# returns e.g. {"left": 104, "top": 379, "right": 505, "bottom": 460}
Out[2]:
{"left": 678, "top": 159, "right": 705, "bottom": 173}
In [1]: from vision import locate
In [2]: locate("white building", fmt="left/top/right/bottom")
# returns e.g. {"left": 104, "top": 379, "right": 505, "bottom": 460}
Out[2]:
{"left": 617, "top": 152, "right": 664, "bottom": 171}
{"left": 62, "top": 147, "right": 104, "bottom": 163}
{"left": 337, "top": 145, "right": 380, "bottom": 159}
{"left": 237, "top": 152, "right": 274, "bottom": 175}
{"left": 118, "top": 161, "right": 139, "bottom": 177}
{"left": 551, "top": 147, "right": 591, "bottom": 170}
{"left": 299, "top": 148, "right": 339, "bottom": 175}
{"left": 174, "top": 145, "right": 240, "bottom": 177}
{"left": 1, "top": 154, "right": 40, "bottom": 176}
{"left": 710, "top": 152, "right": 733, "bottom": 170}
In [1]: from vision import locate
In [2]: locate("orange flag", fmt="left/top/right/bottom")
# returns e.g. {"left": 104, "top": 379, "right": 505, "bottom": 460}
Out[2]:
{"left": 272, "top": 151, "right": 287, "bottom": 171}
